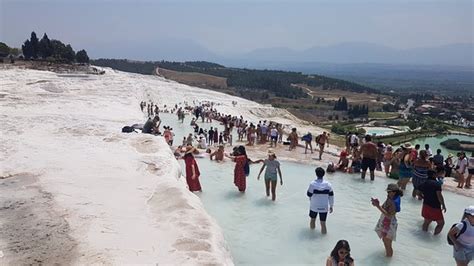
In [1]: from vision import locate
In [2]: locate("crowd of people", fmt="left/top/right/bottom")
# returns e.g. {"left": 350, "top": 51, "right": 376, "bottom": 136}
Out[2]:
{"left": 137, "top": 101, "right": 473, "bottom": 265}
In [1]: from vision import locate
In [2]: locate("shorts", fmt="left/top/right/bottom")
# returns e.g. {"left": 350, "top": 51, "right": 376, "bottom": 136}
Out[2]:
{"left": 271, "top": 136, "right": 278, "bottom": 141}
{"left": 453, "top": 245, "right": 474, "bottom": 262}
{"left": 264, "top": 172, "right": 278, "bottom": 181}
{"left": 309, "top": 210, "right": 328, "bottom": 221}
{"left": 361, "top": 157, "right": 376, "bottom": 171}
{"left": 469, "top": 168, "right": 474, "bottom": 175}
{"left": 389, "top": 172, "right": 399, "bottom": 180}
{"left": 421, "top": 204, "right": 444, "bottom": 221}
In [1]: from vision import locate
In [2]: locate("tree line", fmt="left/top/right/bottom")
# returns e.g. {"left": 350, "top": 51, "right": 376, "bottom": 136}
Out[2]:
{"left": 20, "top": 31, "right": 89, "bottom": 63}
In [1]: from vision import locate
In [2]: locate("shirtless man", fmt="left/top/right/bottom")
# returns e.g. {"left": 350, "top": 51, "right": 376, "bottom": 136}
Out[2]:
{"left": 210, "top": 145, "right": 225, "bottom": 161}
{"left": 317, "top": 132, "right": 330, "bottom": 160}
{"left": 360, "top": 135, "right": 378, "bottom": 181}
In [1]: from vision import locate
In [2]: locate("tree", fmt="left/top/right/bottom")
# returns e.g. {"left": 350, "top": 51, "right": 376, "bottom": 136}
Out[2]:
{"left": 10, "top": 48, "right": 21, "bottom": 56}
{"left": 22, "top": 39, "right": 33, "bottom": 59}
{"left": 63, "top": 44, "right": 76, "bottom": 62}
{"left": 30, "top": 32, "right": 39, "bottom": 59}
{"left": 76, "top": 49, "right": 89, "bottom": 63}
{"left": 0, "top": 42, "right": 10, "bottom": 57}
{"left": 38, "top": 33, "right": 53, "bottom": 59}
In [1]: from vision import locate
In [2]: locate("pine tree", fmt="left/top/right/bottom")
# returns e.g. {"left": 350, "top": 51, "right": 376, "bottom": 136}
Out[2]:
{"left": 38, "top": 33, "right": 53, "bottom": 59}
{"left": 22, "top": 39, "right": 33, "bottom": 59}
{"left": 63, "top": 44, "right": 75, "bottom": 62}
{"left": 30, "top": 32, "right": 39, "bottom": 59}
{"left": 76, "top": 49, "right": 89, "bottom": 63}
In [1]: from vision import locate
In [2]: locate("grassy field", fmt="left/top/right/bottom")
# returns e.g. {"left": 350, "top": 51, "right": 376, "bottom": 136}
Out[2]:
{"left": 368, "top": 112, "right": 400, "bottom": 119}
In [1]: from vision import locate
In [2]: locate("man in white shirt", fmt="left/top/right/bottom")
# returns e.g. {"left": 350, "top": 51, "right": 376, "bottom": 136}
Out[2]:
{"left": 307, "top": 167, "right": 334, "bottom": 234}
{"left": 425, "top": 144, "right": 433, "bottom": 158}
{"left": 448, "top": 206, "right": 474, "bottom": 265}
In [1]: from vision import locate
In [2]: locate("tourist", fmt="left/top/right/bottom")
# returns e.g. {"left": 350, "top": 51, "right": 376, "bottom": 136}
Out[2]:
{"left": 288, "top": 128, "right": 299, "bottom": 151}
{"left": 350, "top": 132, "right": 359, "bottom": 152}
{"left": 413, "top": 144, "right": 420, "bottom": 160}
{"left": 360, "top": 135, "right": 378, "bottom": 181}
{"left": 466, "top": 152, "right": 474, "bottom": 189}
{"left": 142, "top": 116, "right": 160, "bottom": 134}
{"left": 412, "top": 150, "right": 431, "bottom": 199}
{"left": 257, "top": 150, "right": 283, "bottom": 201}
{"left": 307, "top": 167, "right": 334, "bottom": 234}
{"left": 336, "top": 149, "right": 349, "bottom": 172}
{"left": 432, "top": 149, "right": 444, "bottom": 168}
{"left": 456, "top": 152, "right": 468, "bottom": 188}
{"left": 376, "top": 142, "right": 385, "bottom": 171}
{"left": 208, "top": 127, "right": 214, "bottom": 145}
{"left": 372, "top": 183, "right": 403, "bottom": 257}
{"left": 210, "top": 144, "right": 225, "bottom": 161}
{"left": 270, "top": 125, "right": 278, "bottom": 147}
{"left": 316, "top": 131, "right": 330, "bottom": 160}
{"left": 435, "top": 165, "right": 445, "bottom": 185}
{"left": 351, "top": 147, "right": 362, "bottom": 173}
{"left": 384, "top": 145, "right": 394, "bottom": 176}
{"left": 183, "top": 146, "right": 202, "bottom": 192}
{"left": 425, "top": 144, "right": 433, "bottom": 158}
{"left": 398, "top": 142, "right": 413, "bottom": 190}
{"left": 226, "top": 145, "right": 262, "bottom": 192}
{"left": 302, "top": 132, "right": 313, "bottom": 154}
{"left": 186, "top": 133, "right": 193, "bottom": 146}
{"left": 445, "top": 153, "right": 455, "bottom": 177}
{"left": 326, "top": 240, "right": 354, "bottom": 266}
{"left": 277, "top": 124, "right": 284, "bottom": 143}
{"left": 419, "top": 169, "right": 446, "bottom": 235}
{"left": 389, "top": 148, "right": 401, "bottom": 180}
{"left": 448, "top": 206, "right": 474, "bottom": 266}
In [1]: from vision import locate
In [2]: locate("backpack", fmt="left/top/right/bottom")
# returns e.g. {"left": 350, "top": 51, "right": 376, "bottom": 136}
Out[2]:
{"left": 447, "top": 221, "right": 467, "bottom": 245}
{"left": 315, "top": 134, "right": 322, "bottom": 144}
{"left": 122, "top": 126, "right": 135, "bottom": 133}
{"left": 302, "top": 134, "right": 311, "bottom": 142}
{"left": 394, "top": 196, "right": 401, "bottom": 212}
{"left": 244, "top": 159, "right": 250, "bottom": 177}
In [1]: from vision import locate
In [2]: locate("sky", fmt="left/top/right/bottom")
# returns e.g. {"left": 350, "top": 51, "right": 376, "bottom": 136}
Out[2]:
{"left": 0, "top": 0, "right": 473, "bottom": 60}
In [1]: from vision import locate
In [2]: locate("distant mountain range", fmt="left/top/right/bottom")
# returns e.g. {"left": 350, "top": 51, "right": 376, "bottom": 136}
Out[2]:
{"left": 87, "top": 40, "right": 473, "bottom": 67}
{"left": 233, "top": 42, "right": 474, "bottom": 66}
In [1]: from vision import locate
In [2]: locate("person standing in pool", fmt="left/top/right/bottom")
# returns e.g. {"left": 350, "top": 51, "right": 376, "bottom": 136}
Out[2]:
{"left": 183, "top": 146, "right": 202, "bottom": 192}
{"left": 360, "top": 135, "right": 378, "bottom": 181}
{"left": 326, "top": 240, "right": 355, "bottom": 266}
{"left": 419, "top": 169, "right": 446, "bottom": 235}
{"left": 372, "top": 183, "right": 403, "bottom": 257}
{"left": 257, "top": 150, "right": 283, "bottom": 201}
{"left": 412, "top": 150, "right": 431, "bottom": 199}
{"left": 307, "top": 167, "right": 334, "bottom": 234}
{"left": 448, "top": 206, "right": 474, "bottom": 266}
{"left": 226, "top": 145, "right": 262, "bottom": 192}
{"left": 466, "top": 152, "right": 474, "bottom": 189}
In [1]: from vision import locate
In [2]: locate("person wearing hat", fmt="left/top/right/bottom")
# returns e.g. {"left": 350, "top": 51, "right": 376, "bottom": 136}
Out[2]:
{"left": 371, "top": 183, "right": 403, "bottom": 257}
{"left": 183, "top": 145, "right": 202, "bottom": 192}
{"left": 448, "top": 206, "right": 474, "bottom": 265}
{"left": 257, "top": 150, "right": 283, "bottom": 201}
{"left": 419, "top": 169, "right": 446, "bottom": 235}
{"left": 398, "top": 143, "right": 414, "bottom": 190}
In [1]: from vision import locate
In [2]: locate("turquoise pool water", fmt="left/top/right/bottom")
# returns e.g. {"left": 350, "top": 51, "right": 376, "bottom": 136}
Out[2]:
{"left": 412, "top": 134, "right": 473, "bottom": 155}
{"left": 159, "top": 113, "right": 467, "bottom": 265}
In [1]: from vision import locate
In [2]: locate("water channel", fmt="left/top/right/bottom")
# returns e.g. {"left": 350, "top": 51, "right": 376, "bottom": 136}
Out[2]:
{"left": 159, "top": 113, "right": 468, "bottom": 265}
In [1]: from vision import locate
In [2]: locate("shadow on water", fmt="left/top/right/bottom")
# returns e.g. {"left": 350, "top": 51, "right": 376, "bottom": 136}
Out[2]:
{"left": 223, "top": 190, "right": 246, "bottom": 200}
{"left": 254, "top": 197, "right": 274, "bottom": 207}
{"left": 297, "top": 227, "right": 325, "bottom": 241}
{"left": 361, "top": 250, "right": 395, "bottom": 266}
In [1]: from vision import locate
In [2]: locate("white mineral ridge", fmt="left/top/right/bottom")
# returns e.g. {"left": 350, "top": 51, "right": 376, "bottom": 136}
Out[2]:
{"left": 0, "top": 67, "right": 234, "bottom": 264}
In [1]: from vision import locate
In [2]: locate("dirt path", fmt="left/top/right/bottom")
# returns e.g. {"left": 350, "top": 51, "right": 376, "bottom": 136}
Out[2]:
{"left": 0, "top": 173, "right": 78, "bottom": 265}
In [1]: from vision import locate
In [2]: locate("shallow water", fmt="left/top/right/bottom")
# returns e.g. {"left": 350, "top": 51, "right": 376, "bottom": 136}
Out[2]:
{"left": 160, "top": 113, "right": 467, "bottom": 265}
{"left": 364, "top": 127, "right": 403, "bottom": 136}
{"left": 411, "top": 134, "right": 473, "bottom": 155}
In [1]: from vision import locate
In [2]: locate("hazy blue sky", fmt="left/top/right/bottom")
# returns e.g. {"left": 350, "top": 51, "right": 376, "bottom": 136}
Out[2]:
{"left": 1, "top": 0, "right": 472, "bottom": 59}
